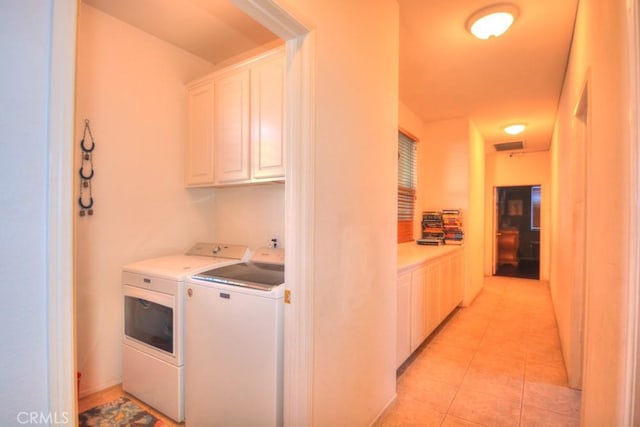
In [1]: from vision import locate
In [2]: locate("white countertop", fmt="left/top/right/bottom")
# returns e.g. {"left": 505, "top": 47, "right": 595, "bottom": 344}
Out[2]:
{"left": 397, "top": 242, "right": 463, "bottom": 273}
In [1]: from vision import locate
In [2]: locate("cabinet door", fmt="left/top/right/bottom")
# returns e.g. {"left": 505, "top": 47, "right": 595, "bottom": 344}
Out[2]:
{"left": 214, "top": 69, "right": 251, "bottom": 184}
{"left": 451, "top": 250, "right": 465, "bottom": 306}
{"left": 410, "top": 266, "right": 428, "bottom": 351}
{"left": 439, "top": 256, "right": 454, "bottom": 320}
{"left": 396, "top": 272, "right": 412, "bottom": 368}
{"left": 251, "top": 54, "right": 285, "bottom": 180}
{"left": 185, "top": 81, "right": 215, "bottom": 186}
{"left": 425, "top": 262, "right": 441, "bottom": 335}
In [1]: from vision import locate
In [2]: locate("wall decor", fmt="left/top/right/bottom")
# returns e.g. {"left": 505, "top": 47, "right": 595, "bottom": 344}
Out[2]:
{"left": 507, "top": 199, "right": 523, "bottom": 216}
{"left": 78, "top": 119, "right": 95, "bottom": 217}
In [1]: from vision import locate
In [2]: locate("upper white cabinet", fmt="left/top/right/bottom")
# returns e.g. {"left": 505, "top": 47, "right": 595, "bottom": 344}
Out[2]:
{"left": 185, "top": 48, "right": 285, "bottom": 187}
{"left": 185, "top": 81, "right": 215, "bottom": 186}
{"left": 251, "top": 54, "right": 286, "bottom": 180}
{"left": 214, "top": 69, "right": 251, "bottom": 184}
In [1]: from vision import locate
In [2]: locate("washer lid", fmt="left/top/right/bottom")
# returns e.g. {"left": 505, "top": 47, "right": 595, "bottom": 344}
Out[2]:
{"left": 192, "top": 262, "right": 284, "bottom": 291}
{"left": 123, "top": 254, "right": 240, "bottom": 281}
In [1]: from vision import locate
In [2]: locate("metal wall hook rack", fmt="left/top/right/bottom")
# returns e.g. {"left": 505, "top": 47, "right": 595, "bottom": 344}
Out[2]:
{"left": 78, "top": 119, "right": 96, "bottom": 217}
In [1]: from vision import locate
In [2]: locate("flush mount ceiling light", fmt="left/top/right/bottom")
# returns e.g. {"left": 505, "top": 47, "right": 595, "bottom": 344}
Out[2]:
{"left": 467, "top": 4, "right": 519, "bottom": 40}
{"left": 503, "top": 123, "right": 526, "bottom": 135}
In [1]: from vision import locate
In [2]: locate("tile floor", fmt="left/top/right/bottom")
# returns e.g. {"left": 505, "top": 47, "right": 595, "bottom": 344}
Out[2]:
{"left": 376, "top": 276, "right": 582, "bottom": 427}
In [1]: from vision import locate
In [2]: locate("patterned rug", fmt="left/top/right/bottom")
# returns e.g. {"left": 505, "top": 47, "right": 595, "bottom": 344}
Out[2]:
{"left": 79, "top": 396, "right": 164, "bottom": 427}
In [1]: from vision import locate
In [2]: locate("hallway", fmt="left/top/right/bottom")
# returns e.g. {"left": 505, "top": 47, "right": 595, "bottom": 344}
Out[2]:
{"left": 377, "top": 276, "right": 581, "bottom": 426}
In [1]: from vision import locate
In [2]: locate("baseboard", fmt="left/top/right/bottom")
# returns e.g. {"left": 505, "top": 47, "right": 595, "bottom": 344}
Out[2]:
{"left": 78, "top": 380, "right": 121, "bottom": 400}
{"left": 368, "top": 392, "right": 397, "bottom": 427}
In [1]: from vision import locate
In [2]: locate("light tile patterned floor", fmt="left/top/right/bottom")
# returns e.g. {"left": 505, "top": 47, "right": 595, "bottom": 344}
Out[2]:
{"left": 376, "top": 276, "right": 582, "bottom": 427}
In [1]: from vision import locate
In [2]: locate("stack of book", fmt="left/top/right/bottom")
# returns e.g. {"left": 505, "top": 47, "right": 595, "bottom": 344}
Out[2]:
{"left": 417, "top": 211, "right": 445, "bottom": 245}
{"left": 442, "top": 209, "right": 464, "bottom": 245}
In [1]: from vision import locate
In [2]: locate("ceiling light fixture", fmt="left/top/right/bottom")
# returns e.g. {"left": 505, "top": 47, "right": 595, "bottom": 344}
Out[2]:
{"left": 467, "top": 4, "right": 519, "bottom": 40}
{"left": 503, "top": 123, "right": 526, "bottom": 135}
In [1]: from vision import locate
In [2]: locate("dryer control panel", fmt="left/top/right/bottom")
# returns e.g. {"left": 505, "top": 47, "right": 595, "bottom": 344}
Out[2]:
{"left": 187, "top": 242, "right": 250, "bottom": 261}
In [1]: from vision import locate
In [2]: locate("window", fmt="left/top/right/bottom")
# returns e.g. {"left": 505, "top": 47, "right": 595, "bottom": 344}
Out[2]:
{"left": 531, "top": 185, "right": 541, "bottom": 230}
{"left": 398, "top": 131, "right": 417, "bottom": 243}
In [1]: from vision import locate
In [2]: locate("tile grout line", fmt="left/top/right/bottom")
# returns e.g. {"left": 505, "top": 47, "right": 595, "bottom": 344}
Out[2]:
{"left": 496, "top": 283, "right": 526, "bottom": 427}
{"left": 439, "top": 288, "right": 501, "bottom": 426}
{"left": 486, "top": 280, "right": 527, "bottom": 427}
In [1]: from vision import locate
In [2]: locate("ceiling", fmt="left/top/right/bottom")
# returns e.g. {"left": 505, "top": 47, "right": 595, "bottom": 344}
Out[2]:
{"left": 82, "top": 0, "right": 278, "bottom": 65}
{"left": 83, "top": 0, "right": 579, "bottom": 153}
{"left": 399, "top": 0, "right": 578, "bottom": 153}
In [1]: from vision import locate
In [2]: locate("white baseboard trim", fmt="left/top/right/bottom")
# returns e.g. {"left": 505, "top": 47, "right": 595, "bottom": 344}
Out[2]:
{"left": 369, "top": 392, "right": 397, "bottom": 427}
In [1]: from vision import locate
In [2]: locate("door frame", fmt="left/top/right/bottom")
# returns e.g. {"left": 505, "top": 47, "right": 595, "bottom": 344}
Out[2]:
{"left": 626, "top": 0, "right": 640, "bottom": 422}
{"left": 47, "top": 0, "right": 78, "bottom": 420}
{"left": 49, "top": 0, "right": 317, "bottom": 425}
{"left": 569, "top": 77, "right": 590, "bottom": 389}
{"left": 492, "top": 185, "right": 542, "bottom": 279}
{"left": 492, "top": 187, "right": 499, "bottom": 275}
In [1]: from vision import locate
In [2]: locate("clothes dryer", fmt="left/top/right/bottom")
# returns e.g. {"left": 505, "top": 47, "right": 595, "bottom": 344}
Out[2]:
{"left": 122, "top": 243, "right": 249, "bottom": 422}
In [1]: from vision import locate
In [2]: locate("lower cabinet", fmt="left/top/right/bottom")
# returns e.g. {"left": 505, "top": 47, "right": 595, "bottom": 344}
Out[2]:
{"left": 396, "top": 272, "right": 412, "bottom": 365}
{"left": 410, "top": 266, "right": 428, "bottom": 351}
{"left": 396, "top": 248, "right": 465, "bottom": 368}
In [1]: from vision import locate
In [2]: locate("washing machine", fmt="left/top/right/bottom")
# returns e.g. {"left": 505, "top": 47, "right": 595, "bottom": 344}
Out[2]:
{"left": 185, "top": 247, "right": 285, "bottom": 426}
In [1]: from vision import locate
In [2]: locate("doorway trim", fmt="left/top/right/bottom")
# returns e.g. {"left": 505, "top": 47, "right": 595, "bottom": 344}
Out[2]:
{"left": 625, "top": 0, "right": 640, "bottom": 422}
{"left": 569, "top": 76, "right": 590, "bottom": 390}
{"left": 230, "top": 1, "right": 317, "bottom": 424}
{"left": 492, "top": 185, "right": 542, "bottom": 280}
{"left": 48, "top": 0, "right": 78, "bottom": 421}
{"left": 492, "top": 187, "right": 499, "bottom": 275}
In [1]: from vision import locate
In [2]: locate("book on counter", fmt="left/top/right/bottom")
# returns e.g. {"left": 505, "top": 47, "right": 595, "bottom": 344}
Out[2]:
{"left": 442, "top": 209, "right": 464, "bottom": 245}
{"left": 417, "top": 239, "right": 443, "bottom": 246}
{"left": 417, "top": 210, "right": 464, "bottom": 246}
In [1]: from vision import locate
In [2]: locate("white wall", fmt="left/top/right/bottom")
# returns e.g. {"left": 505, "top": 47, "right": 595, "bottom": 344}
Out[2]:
{"left": 210, "top": 184, "right": 285, "bottom": 249}
{"left": 550, "top": 0, "right": 634, "bottom": 422}
{"left": 0, "top": 1, "right": 52, "bottom": 423}
{"left": 420, "top": 118, "right": 470, "bottom": 212}
{"left": 291, "top": 1, "right": 399, "bottom": 424}
{"left": 419, "top": 118, "right": 485, "bottom": 305}
{"left": 484, "top": 151, "right": 551, "bottom": 280}
{"left": 75, "top": 5, "right": 220, "bottom": 396}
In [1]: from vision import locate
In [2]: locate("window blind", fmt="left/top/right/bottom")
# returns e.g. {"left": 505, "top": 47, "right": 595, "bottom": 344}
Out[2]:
{"left": 398, "top": 131, "right": 417, "bottom": 243}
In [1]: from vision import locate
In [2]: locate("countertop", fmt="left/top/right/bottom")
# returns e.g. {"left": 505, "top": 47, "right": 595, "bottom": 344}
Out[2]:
{"left": 397, "top": 242, "right": 463, "bottom": 273}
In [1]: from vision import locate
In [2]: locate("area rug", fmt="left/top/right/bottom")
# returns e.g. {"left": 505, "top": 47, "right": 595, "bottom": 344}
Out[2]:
{"left": 79, "top": 396, "right": 165, "bottom": 427}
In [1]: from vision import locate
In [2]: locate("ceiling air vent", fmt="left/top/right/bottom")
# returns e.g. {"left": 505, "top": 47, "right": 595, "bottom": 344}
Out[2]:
{"left": 494, "top": 141, "right": 524, "bottom": 152}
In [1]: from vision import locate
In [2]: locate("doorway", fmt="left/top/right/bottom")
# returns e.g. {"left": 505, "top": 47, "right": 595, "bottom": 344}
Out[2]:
{"left": 494, "top": 185, "right": 541, "bottom": 280}
{"left": 52, "top": 0, "right": 314, "bottom": 424}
